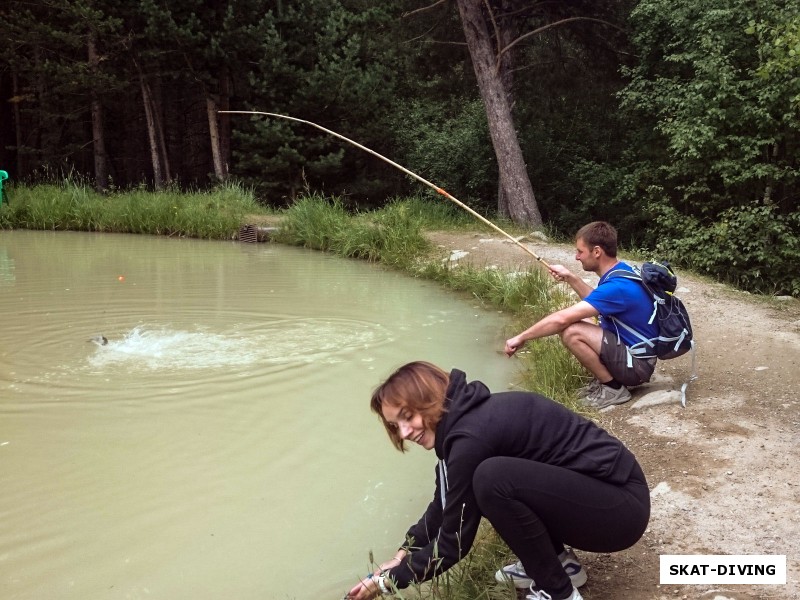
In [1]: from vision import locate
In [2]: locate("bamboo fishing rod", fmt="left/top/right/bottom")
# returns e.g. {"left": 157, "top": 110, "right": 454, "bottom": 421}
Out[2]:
{"left": 218, "top": 110, "right": 551, "bottom": 269}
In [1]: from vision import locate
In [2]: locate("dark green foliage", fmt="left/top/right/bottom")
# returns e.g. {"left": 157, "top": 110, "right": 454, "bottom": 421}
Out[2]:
{"left": 500, "top": 2, "right": 642, "bottom": 232}
{"left": 124, "top": 0, "right": 287, "bottom": 186}
{"left": 390, "top": 99, "right": 496, "bottom": 212}
{"left": 618, "top": 0, "right": 800, "bottom": 295}
{"left": 231, "top": 1, "right": 406, "bottom": 204}
{"left": 0, "top": 0, "right": 126, "bottom": 177}
{"left": 750, "top": 15, "right": 800, "bottom": 109}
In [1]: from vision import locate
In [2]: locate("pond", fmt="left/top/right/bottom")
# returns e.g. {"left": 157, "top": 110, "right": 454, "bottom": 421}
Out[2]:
{"left": 0, "top": 230, "right": 520, "bottom": 599}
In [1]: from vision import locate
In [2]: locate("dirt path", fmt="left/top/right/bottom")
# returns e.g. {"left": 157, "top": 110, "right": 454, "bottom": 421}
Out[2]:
{"left": 427, "top": 231, "right": 800, "bottom": 600}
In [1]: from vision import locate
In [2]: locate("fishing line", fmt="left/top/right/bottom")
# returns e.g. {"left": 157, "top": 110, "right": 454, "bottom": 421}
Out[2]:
{"left": 218, "top": 110, "right": 551, "bottom": 268}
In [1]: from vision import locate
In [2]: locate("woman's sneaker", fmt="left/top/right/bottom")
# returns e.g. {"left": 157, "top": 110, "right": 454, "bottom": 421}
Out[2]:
{"left": 495, "top": 560, "right": 532, "bottom": 589}
{"left": 495, "top": 548, "right": 587, "bottom": 589}
{"left": 525, "top": 586, "right": 583, "bottom": 600}
{"left": 559, "top": 548, "right": 588, "bottom": 587}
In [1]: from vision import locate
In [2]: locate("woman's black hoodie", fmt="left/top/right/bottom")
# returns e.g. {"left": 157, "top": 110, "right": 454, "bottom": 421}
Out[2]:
{"left": 387, "top": 369, "right": 639, "bottom": 589}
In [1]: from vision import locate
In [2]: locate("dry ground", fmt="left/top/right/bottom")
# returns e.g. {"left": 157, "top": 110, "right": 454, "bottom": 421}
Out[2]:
{"left": 427, "top": 231, "right": 800, "bottom": 600}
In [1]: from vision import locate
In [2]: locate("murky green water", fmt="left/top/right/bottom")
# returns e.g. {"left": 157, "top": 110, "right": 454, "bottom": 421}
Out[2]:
{"left": 0, "top": 230, "right": 519, "bottom": 599}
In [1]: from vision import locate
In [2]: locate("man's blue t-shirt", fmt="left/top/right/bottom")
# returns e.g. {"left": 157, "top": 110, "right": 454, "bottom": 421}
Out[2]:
{"left": 584, "top": 262, "right": 659, "bottom": 348}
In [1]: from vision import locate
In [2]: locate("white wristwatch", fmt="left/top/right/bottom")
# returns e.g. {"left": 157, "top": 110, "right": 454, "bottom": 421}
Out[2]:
{"left": 377, "top": 574, "right": 392, "bottom": 595}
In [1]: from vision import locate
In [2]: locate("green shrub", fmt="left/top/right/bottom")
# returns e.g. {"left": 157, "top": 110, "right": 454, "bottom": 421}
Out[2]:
{"left": 653, "top": 202, "right": 800, "bottom": 296}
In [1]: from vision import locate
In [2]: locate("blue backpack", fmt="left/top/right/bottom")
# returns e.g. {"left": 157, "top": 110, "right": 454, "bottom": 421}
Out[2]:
{"left": 607, "top": 261, "right": 697, "bottom": 406}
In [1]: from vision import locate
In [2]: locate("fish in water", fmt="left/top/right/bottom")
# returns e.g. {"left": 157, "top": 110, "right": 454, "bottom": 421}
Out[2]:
{"left": 89, "top": 335, "right": 108, "bottom": 346}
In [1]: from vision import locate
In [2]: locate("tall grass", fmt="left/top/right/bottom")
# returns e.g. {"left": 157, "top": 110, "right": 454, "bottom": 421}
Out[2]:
{"left": 0, "top": 180, "right": 264, "bottom": 239}
{"left": 385, "top": 524, "right": 517, "bottom": 600}
{"left": 391, "top": 194, "right": 477, "bottom": 230}
{"left": 274, "top": 192, "right": 431, "bottom": 267}
{"left": 417, "top": 261, "right": 588, "bottom": 408}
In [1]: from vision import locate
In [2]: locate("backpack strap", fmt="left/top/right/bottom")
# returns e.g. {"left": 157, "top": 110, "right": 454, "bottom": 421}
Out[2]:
{"left": 609, "top": 316, "right": 657, "bottom": 360}
{"left": 605, "top": 268, "right": 660, "bottom": 327}
{"left": 617, "top": 315, "right": 698, "bottom": 407}
{"left": 679, "top": 340, "right": 699, "bottom": 408}
{"left": 603, "top": 267, "right": 659, "bottom": 364}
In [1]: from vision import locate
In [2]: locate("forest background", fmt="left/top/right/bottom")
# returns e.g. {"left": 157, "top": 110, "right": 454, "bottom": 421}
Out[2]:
{"left": 0, "top": 0, "right": 798, "bottom": 296}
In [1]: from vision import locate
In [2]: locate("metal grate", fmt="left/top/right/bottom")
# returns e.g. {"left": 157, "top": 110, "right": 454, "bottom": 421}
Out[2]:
{"left": 239, "top": 224, "right": 258, "bottom": 243}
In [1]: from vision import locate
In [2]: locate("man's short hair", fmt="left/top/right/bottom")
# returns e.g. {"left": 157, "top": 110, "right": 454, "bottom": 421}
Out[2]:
{"left": 576, "top": 221, "right": 618, "bottom": 257}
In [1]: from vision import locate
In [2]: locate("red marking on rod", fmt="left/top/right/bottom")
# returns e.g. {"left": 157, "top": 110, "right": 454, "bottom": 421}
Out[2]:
{"left": 436, "top": 187, "right": 448, "bottom": 196}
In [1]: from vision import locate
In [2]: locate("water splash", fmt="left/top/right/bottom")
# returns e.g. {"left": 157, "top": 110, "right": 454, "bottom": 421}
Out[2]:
{"left": 87, "top": 320, "right": 388, "bottom": 371}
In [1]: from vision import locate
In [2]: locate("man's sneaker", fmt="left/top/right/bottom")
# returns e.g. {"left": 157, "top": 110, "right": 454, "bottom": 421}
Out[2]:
{"left": 525, "top": 586, "right": 584, "bottom": 600}
{"left": 576, "top": 378, "right": 601, "bottom": 398}
{"left": 495, "top": 548, "right": 587, "bottom": 589}
{"left": 583, "top": 382, "right": 632, "bottom": 408}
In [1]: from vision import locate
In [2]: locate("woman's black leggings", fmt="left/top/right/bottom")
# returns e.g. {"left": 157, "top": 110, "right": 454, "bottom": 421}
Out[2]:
{"left": 473, "top": 457, "right": 650, "bottom": 599}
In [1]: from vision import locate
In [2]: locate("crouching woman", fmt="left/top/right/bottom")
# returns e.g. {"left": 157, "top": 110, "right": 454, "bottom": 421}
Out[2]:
{"left": 345, "top": 361, "right": 650, "bottom": 600}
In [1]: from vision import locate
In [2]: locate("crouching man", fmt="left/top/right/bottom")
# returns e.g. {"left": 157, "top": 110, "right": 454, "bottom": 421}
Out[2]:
{"left": 505, "top": 221, "right": 657, "bottom": 408}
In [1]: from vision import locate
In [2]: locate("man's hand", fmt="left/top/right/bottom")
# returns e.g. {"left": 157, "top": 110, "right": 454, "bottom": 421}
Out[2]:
{"left": 505, "top": 335, "right": 525, "bottom": 357}
{"left": 548, "top": 264, "right": 572, "bottom": 282}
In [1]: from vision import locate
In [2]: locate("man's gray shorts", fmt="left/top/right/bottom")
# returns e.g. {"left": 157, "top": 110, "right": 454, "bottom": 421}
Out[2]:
{"left": 600, "top": 330, "right": 657, "bottom": 387}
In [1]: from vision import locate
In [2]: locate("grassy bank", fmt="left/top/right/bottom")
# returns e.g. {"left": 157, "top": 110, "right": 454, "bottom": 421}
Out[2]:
{"left": 0, "top": 181, "right": 263, "bottom": 238}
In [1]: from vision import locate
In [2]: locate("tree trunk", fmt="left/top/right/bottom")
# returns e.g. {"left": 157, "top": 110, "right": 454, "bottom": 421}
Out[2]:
{"left": 206, "top": 94, "right": 225, "bottom": 181}
{"left": 139, "top": 74, "right": 163, "bottom": 190}
{"left": 87, "top": 31, "right": 108, "bottom": 192}
{"left": 218, "top": 67, "right": 231, "bottom": 176}
{"left": 495, "top": 0, "right": 516, "bottom": 218}
{"left": 12, "top": 73, "right": 25, "bottom": 177}
{"left": 456, "top": 0, "right": 543, "bottom": 227}
{"left": 33, "top": 46, "right": 51, "bottom": 169}
{"left": 150, "top": 77, "right": 172, "bottom": 185}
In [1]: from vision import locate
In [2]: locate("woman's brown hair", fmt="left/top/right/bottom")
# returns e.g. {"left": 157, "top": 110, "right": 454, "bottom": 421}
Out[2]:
{"left": 370, "top": 361, "right": 450, "bottom": 452}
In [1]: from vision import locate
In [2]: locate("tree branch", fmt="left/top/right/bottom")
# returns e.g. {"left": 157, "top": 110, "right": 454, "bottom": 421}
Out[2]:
{"left": 402, "top": 0, "right": 447, "bottom": 19}
{"left": 497, "top": 17, "right": 625, "bottom": 62}
{"left": 483, "top": 0, "right": 502, "bottom": 57}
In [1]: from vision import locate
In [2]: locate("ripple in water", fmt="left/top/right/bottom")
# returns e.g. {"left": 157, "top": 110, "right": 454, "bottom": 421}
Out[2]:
{"left": 87, "top": 320, "right": 389, "bottom": 371}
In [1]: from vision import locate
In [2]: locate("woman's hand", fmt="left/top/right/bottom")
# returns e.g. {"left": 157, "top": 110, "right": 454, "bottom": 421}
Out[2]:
{"left": 345, "top": 574, "right": 381, "bottom": 600}
{"left": 346, "top": 551, "right": 405, "bottom": 598}
{"left": 377, "top": 553, "right": 405, "bottom": 573}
